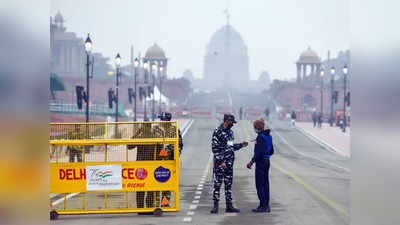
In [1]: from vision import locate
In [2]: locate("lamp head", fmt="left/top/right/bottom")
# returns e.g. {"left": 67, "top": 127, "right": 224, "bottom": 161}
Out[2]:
{"left": 115, "top": 53, "right": 121, "bottom": 68}
{"left": 84, "top": 33, "right": 92, "bottom": 53}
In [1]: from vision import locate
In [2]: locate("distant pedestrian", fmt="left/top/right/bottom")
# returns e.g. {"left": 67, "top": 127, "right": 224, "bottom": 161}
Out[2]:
{"left": 290, "top": 111, "right": 297, "bottom": 128}
{"left": 317, "top": 113, "right": 323, "bottom": 128}
{"left": 239, "top": 107, "right": 243, "bottom": 120}
{"left": 264, "top": 108, "right": 270, "bottom": 121}
{"left": 312, "top": 111, "right": 317, "bottom": 127}
{"left": 247, "top": 118, "right": 273, "bottom": 213}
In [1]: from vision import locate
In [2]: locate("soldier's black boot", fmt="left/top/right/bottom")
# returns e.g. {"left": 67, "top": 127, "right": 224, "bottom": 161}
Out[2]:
{"left": 210, "top": 201, "right": 219, "bottom": 214}
{"left": 226, "top": 202, "right": 240, "bottom": 213}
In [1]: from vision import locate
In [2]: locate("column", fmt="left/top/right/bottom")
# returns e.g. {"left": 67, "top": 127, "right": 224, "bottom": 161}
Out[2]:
{"left": 296, "top": 63, "right": 301, "bottom": 83}
{"left": 302, "top": 64, "right": 307, "bottom": 82}
{"left": 311, "top": 64, "right": 316, "bottom": 82}
{"left": 316, "top": 64, "right": 321, "bottom": 81}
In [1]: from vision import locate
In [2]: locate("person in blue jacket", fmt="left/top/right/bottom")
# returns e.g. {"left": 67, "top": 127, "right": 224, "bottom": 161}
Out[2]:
{"left": 247, "top": 118, "right": 274, "bottom": 213}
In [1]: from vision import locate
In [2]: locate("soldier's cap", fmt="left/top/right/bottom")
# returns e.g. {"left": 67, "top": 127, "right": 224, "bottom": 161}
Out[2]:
{"left": 223, "top": 114, "right": 237, "bottom": 123}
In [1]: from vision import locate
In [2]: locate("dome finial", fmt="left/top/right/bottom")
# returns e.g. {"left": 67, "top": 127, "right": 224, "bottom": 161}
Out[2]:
{"left": 224, "top": 8, "right": 230, "bottom": 25}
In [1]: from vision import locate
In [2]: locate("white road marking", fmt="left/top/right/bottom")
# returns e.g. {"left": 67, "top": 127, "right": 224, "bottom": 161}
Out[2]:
{"left": 192, "top": 200, "right": 200, "bottom": 204}
{"left": 194, "top": 195, "right": 201, "bottom": 199}
{"left": 187, "top": 211, "right": 195, "bottom": 216}
{"left": 274, "top": 128, "right": 350, "bottom": 173}
{"left": 295, "top": 126, "right": 349, "bottom": 157}
{"left": 195, "top": 191, "right": 202, "bottom": 195}
{"left": 183, "top": 217, "right": 192, "bottom": 222}
{"left": 189, "top": 204, "right": 197, "bottom": 210}
{"left": 182, "top": 119, "right": 195, "bottom": 137}
{"left": 51, "top": 193, "right": 80, "bottom": 206}
{"left": 197, "top": 187, "right": 203, "bottom": 190}
{"left": 198, "top": 184, "right": 203, "bottom": 187}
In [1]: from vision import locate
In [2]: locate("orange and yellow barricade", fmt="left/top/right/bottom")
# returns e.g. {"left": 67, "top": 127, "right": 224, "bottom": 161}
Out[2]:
{"left": 49, "top": 121, "right": 180, "bottom": 219}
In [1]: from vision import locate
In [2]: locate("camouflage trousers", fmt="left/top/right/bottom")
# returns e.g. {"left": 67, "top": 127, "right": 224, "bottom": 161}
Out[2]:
{"left": 212, "top": 160, "right": 234, "bottom": 202}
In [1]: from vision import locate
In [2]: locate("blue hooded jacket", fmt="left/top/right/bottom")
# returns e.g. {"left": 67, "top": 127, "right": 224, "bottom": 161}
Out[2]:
{"left": 251, "top": 129, "right": 273, "bottom": 163}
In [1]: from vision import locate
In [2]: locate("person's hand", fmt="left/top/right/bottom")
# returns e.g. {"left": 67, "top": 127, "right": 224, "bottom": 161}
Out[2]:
{"left": 246, "top": 162, "right": 253, "bottom": 169}
{"left": 242, "top": 141, "right": 248, "bottom": 147}
{"left": 221, "top": 162, "right": 227, "bottom": 169}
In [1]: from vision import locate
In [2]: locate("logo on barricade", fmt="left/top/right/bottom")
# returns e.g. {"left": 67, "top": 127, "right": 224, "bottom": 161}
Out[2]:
{"left": 97, "top": 170, "right": 113, "bottom": 178}
{"left": 135, "top": 168, "right": 148, "bottom": 180}
{"left": 86, "top": 165, "right": 122, "bottom": 191}
{"left": 154, "top": 166, "right": 171, "bottom": 183}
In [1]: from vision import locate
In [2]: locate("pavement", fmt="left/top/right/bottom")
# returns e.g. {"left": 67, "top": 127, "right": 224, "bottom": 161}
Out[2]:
{"left": 51, "top": 118, "right": 350, "bottom": 225}
{"left": 295, "top": 122, "right": 351, "bottom": 157}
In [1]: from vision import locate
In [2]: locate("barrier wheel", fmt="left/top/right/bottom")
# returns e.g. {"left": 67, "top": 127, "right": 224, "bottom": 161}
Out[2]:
{"left": 50, "top": 210, "right": 59, "bottom": 220}
{"left": 154, "top": 208, "right": 163, "bottom": 217}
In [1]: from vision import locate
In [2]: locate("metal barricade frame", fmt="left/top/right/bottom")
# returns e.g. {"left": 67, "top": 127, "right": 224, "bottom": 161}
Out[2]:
{"left": 49, "top": 121, "right": 180, "bottom": 219}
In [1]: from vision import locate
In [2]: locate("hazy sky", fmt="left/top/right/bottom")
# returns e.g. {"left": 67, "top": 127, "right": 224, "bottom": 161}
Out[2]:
{"left": 51, "top": 0, "right": 349, "bottom": 81}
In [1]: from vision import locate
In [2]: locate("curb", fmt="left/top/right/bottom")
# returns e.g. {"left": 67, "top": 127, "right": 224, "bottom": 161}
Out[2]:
{"left": 295, "top": 126, "right": 350, "bottom": 158}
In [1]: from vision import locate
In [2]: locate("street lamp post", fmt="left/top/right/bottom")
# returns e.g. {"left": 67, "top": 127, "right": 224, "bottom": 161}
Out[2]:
{"left": 151, "top": 62, "right": 157, "bottom": 121}
{"left": 114, "top": 53, "right": 121, "bottom": 123}
{"left": 342, "top": 64, "right": 348, "bottom": 132}
{"left": 143, "top": 61, "right": 149, "bottom": 121}
{"left": 330, "top": 66, "right": 335, "bottom": 127}
{"left": 158, "top": 65, "right": 164, "bottom": 116}
{"left": 320, "top": 68, "right": 324, "bottom": 116}
{"left": 133, "top": 58, "right": 139, "bottom": 121}
{"left": 84, "top": 34, "right": 92, "bottom": 123}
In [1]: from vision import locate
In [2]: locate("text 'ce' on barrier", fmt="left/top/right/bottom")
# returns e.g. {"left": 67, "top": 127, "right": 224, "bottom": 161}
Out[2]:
{"left": 49, "top": 121, "right": 180, "bottom": 220}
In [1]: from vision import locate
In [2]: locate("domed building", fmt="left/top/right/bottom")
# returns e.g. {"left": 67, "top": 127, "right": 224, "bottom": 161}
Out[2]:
{"left": 202, "top": 23, "right": 250, "bottom": 90}
{"left": 258, "top": 71, "right": 271, "bottom": 89}
{"left": 143, "top": 43, "right": 168, "bottom": 83}
{"left": 296, "top": 46, "right": 321, "bottom": 84}
{"left": 145, "top": 43, "right": 166, "bottom": 59}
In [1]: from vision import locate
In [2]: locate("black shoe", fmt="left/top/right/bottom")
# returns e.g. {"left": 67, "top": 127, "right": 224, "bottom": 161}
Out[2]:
{"left": 210, "top": 201, "right": 219, "bottom": 214}
{"left": 226, "top": 202, "right": 240, "bottom": 213}
{"left": 252, "top": 206, "right": 271, "bottom": 213}
{"left": 252, "top": 206, "right": 267, "bottom": 213}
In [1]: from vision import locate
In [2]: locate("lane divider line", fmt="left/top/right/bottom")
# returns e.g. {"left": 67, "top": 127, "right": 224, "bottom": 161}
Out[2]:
{"left": 273, "top": 129, "right": 350, "bottom": 173}
{"left": 182, "top": 119, "right": 195, "bottom": 137}
{"left": 295, "top": 126, "right": 349, "bottom": 158}
{"left": 183, "top": 217, "right": 192, "bottom": 222}
{"left": 183, "top": 152, "right": 213, "bottom": 223}
{"left": 244, "top": 120, "right": 348, "bottom": 216}
{"left": 271, "top": 161, "right": 349, "bottom": 216}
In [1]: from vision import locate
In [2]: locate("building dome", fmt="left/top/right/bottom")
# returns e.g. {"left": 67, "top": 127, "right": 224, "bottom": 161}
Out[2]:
{"left": 54, "top": 11, "right": 64, "bottom": 23}
{"left": 206, "top": 24, "right": 247, "bottom": 55}
{"left": 145, "top": 43, "right": 166, "bottom": 59}
{"left": 203, "top": 24, "right": 249, "bottom": 90}
{"left": 298, "top": 46, "right": 320, "bottom": 63}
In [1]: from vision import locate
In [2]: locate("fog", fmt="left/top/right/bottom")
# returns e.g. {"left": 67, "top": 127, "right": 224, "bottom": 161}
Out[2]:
{"left": 51, "top": 0, "right": 349, "bottom": 81}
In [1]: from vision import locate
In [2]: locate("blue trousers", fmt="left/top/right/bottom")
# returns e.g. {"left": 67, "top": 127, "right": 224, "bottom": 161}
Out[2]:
{"left": 255, "top": 158, "right": 270, "bottom": 208}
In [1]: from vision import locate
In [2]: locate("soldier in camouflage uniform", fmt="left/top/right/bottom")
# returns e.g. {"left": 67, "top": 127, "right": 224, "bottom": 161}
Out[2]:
{"left": 67, "top": 125, "right": 85, "bottom": 162}
{"left": 128, "top": 123, "right": 157, "bottom": 211}
{"left": 154, "top": 112, "right": 183, "bottom": 207}
{"left": 210, "top": 114, "right": 248, "bottom": 214}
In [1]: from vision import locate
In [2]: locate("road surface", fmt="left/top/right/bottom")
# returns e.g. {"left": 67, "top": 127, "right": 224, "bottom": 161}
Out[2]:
{"left": 51, "top": 118, "right": 350, "bottom": 225}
